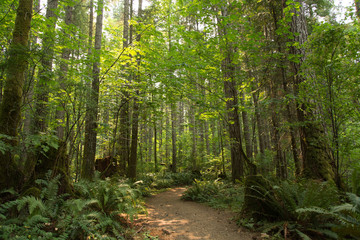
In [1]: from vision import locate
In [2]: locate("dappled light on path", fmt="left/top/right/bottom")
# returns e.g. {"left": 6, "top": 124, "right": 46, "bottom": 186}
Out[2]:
{"left": 137, "top": 187, "right": 254, "bottom": 240}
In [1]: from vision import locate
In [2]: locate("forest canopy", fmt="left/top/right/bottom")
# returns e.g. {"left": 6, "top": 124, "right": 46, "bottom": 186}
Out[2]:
{"left": 0, "top": 0, "right": 360, "bottom": 238}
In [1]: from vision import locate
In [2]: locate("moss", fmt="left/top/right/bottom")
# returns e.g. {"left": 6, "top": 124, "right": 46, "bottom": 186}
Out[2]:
{"left": 302, "top": 122, "right": 335, "bottom": 182}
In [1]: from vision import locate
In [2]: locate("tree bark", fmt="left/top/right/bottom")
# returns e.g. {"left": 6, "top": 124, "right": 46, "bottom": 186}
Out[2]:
{"left": 56, "top": 5, "right": 73, "bottom": 140}
{"left": 81, "top": 0, "right": 104, "bottom": 180}
{"left": 0, "top": 0, "right": 33, "bottom": 191}
{"left": 290, "top": 1, "right": 336, "bottom": 182}
{"left": 171, "top": 102, "right": 177, "bottom": 172}
{"left": 119, "top": 0, "right": 130, "bottom": 174}
{"left": 241, "top": 93, "right": 253, "bottom": 159}
{"left": 31, "top": 0, "right": 59, "bottom": 133}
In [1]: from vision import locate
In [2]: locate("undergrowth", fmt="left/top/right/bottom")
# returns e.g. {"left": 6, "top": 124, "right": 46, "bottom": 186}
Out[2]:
{"left": 239, "top": 178, "right": 360, "bottom": 239}
{"left": 181, "top": 176, "right": 360, "bottom": 239}
{"left": 134, "top": 171, "right": 200, "bottom": 197}
{"left": 0, "top": 172, "right": 143, "bottom": 239}
{"left": 181, "top": 179, "right": 244, "bottom": 212}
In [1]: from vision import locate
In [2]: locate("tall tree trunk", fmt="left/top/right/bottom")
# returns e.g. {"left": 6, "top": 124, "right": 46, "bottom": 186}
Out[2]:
{"left": 222, "top": 53, "right": 244, "bottom": 181}
{"left": 128, "top": 99, "right": 139, "bottom": 179}
{"left": 128, "top": 0, "right": 142, "bottom": 179}
{"left": 81, "top": 0, "right": 104, "bottom": 180}
{"left": 189, "top": 103, "right": 197, "bottom": 170}
{"left": 241, "top": 93, "right": 253, "bottom": 159}
{"left": 290, "top": 1, "right": 336, "bottom": 182}
{"left": 31, "top": 0, "right": 59, "bottom": 133}
{"left": 269, "top": 76, "right": 287, "bottom": 179}
{"left": 0, "top": 0, "right": 33, "bottom": 191}
{"left": 56, "top": 5, "right": 73, "bottom": 140}
{"left": 165, "top": 106, "right": 170, "bottom": 163}
{"left": 171, "top": 102, "right": 177, "bottom": 172}
{"left": 154, "top": 123, "right": 158, "bottom": 172}
{"left": 119, "top": 0, "right": 130, "bottom": 174}
{"left": 24, "top": 0, "right": 59, "bottom": 180}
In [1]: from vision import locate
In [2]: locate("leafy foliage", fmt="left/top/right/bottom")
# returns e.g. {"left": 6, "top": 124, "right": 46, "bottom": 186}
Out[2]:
{"left": 240, "top": 179, "right": 342, "bottom": 239}
{"left": 0, "top": 174, "right": 142, "bottom": 239}
{"left": 296, "top": 192, "right": 360, "bottom": 239}
{"left": 182, "top": 179, "right": 244, "bottom": 211}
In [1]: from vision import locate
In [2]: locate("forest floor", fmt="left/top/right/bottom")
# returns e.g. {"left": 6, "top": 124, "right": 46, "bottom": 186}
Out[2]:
{"left": 133, "top": 187, "right": 256, "bottom": 240}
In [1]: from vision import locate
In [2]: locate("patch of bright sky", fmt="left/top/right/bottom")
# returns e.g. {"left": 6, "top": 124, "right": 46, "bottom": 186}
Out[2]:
{"left": 333, "top": 0, "right": 355, "bottom": 22}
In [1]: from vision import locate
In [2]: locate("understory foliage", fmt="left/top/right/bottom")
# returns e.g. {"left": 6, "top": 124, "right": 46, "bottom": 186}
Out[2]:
{"left": 182, "top": 179, "right": 244, "bottom": 211}
{"left": 134, "top": 171, "right": 200, "bottom": 196}
{"left": 0, "top": 173, "right": 142, "bottom": 240}
{"left": 183, "top": 176, "right": 360, "bottom": 240}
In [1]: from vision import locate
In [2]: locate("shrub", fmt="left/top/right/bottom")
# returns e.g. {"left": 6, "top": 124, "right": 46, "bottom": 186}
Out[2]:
{"left": 182, "top": 179, "right": 244, "bottom": 211}
{"left": 0, "top": 173, "right": 142, "bottom": 239}
{"left": 241, "top": 178, "right": 342, "bottom": 239}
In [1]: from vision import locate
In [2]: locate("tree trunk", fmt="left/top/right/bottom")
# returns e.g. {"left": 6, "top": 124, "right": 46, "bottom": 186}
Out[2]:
{"left": 119, "top": 0, "right": 130, "bottom": 174}
{"left": 241, "top": 93, "right": 253, "bottom": 159}
{"left": 0, "top": 0, "right": 33, "bottom": 191}
{"left": 81, "top": 0, "right": 104, "bottom": 180}
{"left": 222, "top": 53, "right": 244, "bottom": 181}
{"left": 128, "top": 99, "right": 139, "bottom": 179}
{"left": 171, "top": 102, "right": 177, "bottom": 172}
{"left": 24, "top": 0, "right": 59, "bottom": 180}
{"left": 31, "top": 0, "right": 59, "bottom": 133}
{"left": 189, "top": 103, "right": 197, "bottom": 170}
{"left": 56, "top": 5, "right": 73, "bottom": 140}
{"left": 128, "top": 0, "right": 142, "bottom": 179}
{"left": 290, "top": 1, "right": 336, "bottom": 182}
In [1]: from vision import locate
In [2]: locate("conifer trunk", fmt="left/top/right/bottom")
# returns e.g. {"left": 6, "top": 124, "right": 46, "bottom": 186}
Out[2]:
{"left": 82, "top": 0, "right": 104, "bottom": 180}
{"left": 0, "top": 0, "right": 33, "bottom": 191}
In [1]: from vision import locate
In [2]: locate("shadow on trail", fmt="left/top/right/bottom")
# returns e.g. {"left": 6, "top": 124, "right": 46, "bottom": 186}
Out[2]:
{"left": 142, "top": 187, "right": 254, "bottom": 240}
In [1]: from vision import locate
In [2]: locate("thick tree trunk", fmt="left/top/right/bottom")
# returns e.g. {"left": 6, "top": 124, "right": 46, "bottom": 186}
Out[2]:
{"left": 0, "top": 0, "right": 33, "bottom": 191}
{"left": 165, "top": 106, "right": 170, "bottom": 163}
{"left": 222, "top": 52, "right": 244, "bottom": 180}
{"left": 128, "top": 99, "right": 139, "bottom": 179}
{"left": 241, "top": 93, "right": 252, "bottom": 159}
{"left": 119, "top": 0, "right": 130, "bottom": 174}
{"left": 128, "top": 0, "right": 142, "bottom": 179}
{"left": 81, "top": 0, "right": 104, "bottom": 180}
{"left": 189, "top": 103, "right": 197, "bottom": 170}
{"left": 171, "top": 102, "right": 177, "bottom": 172}
{"left": 269, "top": 78, "right": 287, "bottom": 179}
{"left": 290, "top": 1, "right": 336, "bottom": 182}
{"left": 24, "top": 0, "right": 59, "bottom": 180}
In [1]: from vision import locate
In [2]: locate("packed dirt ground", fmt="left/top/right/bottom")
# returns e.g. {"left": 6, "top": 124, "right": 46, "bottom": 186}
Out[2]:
{"left": 135, "top": 187, "right": 256, "bottom": 240}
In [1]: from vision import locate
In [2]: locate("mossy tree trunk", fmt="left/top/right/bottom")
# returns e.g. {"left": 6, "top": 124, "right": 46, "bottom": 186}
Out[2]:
{"left": 0, "top": 0, "right": 33, "bottom": 191}
{"left": 25, "top": 0, "right": 59, "bottom": 182}
{"left": 290, "top": 1, "right": 336, "bottom": 182}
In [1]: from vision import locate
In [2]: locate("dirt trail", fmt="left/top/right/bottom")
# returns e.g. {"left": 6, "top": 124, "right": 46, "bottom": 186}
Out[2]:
{"left": 136, "top": 187, "right": 255, "bottom": 240}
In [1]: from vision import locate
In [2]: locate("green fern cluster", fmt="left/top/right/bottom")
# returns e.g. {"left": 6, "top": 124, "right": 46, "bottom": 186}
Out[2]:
{"left": 241, "top": 179, "right": 360, "bottom": 239}
{"left": 297, "top": 192, "right": 360, "bottom": 239}
{"left": 0, "top": 173, "right": 143, "bottom": 239}
{"left": 181, "top": 179, "right": 244, "bottom": 211}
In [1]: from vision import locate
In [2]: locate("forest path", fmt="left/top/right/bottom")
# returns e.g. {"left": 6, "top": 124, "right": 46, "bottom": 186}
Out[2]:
{"left": 135, "top": 187, "right": 255, "bottom": 240}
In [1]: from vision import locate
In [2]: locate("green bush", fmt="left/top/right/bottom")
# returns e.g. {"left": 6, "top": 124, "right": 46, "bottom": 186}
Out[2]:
{"left": 182, "top": 179, "right": 244, "bottom": 211}
{"left": 0, "top": 173, "right": 142, "bottom": 239}
{"left": 297, "top": 192, "right": 360, "bottom": 239}
{"left": 241, "top": 179, "right": 343, "bottom": 239}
